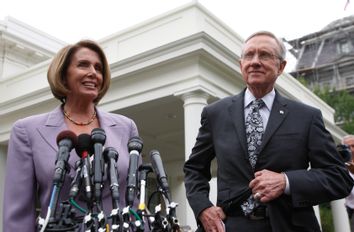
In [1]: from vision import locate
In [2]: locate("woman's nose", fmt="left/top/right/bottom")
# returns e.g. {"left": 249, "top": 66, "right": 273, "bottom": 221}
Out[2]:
{"left": 88, "top": 65, "right": 97, "bottom": 76}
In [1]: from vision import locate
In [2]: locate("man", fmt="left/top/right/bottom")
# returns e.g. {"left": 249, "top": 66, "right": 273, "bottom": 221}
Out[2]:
{"left": 343, "top": 135, "right": 354, "bottom": 231}
{"left": 183, "top": 31, "right": 354, "bottom": 232}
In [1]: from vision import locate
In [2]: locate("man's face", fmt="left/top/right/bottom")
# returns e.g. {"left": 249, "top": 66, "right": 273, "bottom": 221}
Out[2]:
{"left": 239, "top": 35, "right": 286, "bottom": 94}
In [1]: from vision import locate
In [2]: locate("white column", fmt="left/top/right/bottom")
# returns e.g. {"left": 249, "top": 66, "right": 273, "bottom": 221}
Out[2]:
{"left": 178, "top": 90, "right": 209, "bottom": 230}
{"left": 331, "top": 199, "right": 351, "bottom": 232}
{"left": 0, "top": 145, "right": 7, "bottom": 229}
{"left": 313, "top": 205, "right": 322, "bottom": 231}
{"left": 181, "top": 90, "right": 209, "bottom": 160}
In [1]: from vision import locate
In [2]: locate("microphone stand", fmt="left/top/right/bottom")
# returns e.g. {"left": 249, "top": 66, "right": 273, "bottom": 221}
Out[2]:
{"left": 137, "top": 164, "right": 153, "bottom": 231}
{"left": 159, "top": 185, "right": 180, "bottom": 232}
{"left": 83, "top": 212, "right": 96, "bottom": 232}
{"left": 151, "top": 204, "right": 168, "bottom": 232}
{"left": 166, "top": 202, "right": 180, "bottom": 232}
{"left": 122, "top": 206, "right": 131, "bottom": 232}
{"left": 110, "top": 208, "right": 123, "bottom": 232}
{"left": 149, "top": 149, "right": 181, "bottom": 232}
{"left": 109, "top": 180, "right": 123, "bottom": 232}
{"left": 158, "top": 180, "right": 180, "bottom": 232}
{"left": 96, "top": 209, "right": 107, "bottom": 232}
{"left": 81, "top": 159, "right": 97, "bottom": 232}
{"left": 39, "top": 201, "right": 80, "bottom": 232}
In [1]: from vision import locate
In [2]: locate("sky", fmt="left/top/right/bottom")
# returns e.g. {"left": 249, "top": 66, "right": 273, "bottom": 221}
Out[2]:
{"left": 1, "top": 0, "right": 354, "bottom": 70}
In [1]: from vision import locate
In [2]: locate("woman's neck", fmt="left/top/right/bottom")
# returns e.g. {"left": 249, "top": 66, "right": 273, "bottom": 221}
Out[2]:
{"left": 62, "top": 100, "right": 99, "bottom": 134}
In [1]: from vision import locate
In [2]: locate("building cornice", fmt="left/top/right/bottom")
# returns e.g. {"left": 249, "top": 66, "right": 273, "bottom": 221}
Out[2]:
{"left": 0, "top": 16, "right": 66, "bottom": 54}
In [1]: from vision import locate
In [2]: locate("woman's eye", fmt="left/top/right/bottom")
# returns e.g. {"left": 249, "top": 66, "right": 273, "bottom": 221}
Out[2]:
{"left": 95, "top": 65, "right": 103, "bottom": 73}
{"left": 78, "top": 61, "right": 89, "bottom": 67}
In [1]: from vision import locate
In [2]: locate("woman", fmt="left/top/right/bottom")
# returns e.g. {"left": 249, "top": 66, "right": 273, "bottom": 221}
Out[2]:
{"left": 3, "top": 40, "right": 139, "bottom": 231}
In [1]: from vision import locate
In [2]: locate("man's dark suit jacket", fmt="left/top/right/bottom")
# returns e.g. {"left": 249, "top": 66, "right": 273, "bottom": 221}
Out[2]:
{"left": 184, "top": 89, "right": 354, "bottom": 232}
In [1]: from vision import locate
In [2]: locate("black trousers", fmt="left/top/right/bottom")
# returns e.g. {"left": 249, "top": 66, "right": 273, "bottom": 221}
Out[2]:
{"left": 225, "top": 216, "right": 272, "bottom": 232}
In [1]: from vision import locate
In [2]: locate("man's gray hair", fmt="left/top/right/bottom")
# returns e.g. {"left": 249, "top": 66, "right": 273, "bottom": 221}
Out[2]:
{"left": 244, "top": 31, "right": 286, "bottom": 60}
{"left": 342, "top": 134, "right": 354, "bottom": 144}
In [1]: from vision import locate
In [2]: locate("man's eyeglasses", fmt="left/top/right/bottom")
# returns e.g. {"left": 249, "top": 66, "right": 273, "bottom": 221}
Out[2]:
{"left": 241, "top": 51, "right": 282, "bottom": 62}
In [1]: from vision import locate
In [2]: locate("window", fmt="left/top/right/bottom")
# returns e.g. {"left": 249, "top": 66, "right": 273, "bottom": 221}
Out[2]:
{"left": 346, "top": 77, "right": 354, "bottom": 86}
{"left": 338, "top": 39, "right": 350, "bottom": 54}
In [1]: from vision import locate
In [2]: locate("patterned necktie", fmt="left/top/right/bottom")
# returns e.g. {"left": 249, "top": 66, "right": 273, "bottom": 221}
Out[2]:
{"left": 245, "top": 99, "right": 265, "bottom": 169}
{"left": 241, "top": 99, "right": 265, "bottom": 216}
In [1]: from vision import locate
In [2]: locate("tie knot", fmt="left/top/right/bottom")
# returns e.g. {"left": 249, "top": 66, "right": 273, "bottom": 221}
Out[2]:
{"left": 251, "top": 99, "right": 264, "bottom": 109}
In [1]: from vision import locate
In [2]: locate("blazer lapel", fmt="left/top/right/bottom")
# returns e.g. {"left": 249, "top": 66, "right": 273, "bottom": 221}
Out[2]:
{"left": 96, "top": 108, "right": 126, "bottom": 149}
{"left": 228, "top": 92, "right": 248, "bottom": 160}
{"left": 37, "top": 106, "right": 67, "bottom": 152}
{"left": 259, "top": 93, "right": 288, "bottom": 152}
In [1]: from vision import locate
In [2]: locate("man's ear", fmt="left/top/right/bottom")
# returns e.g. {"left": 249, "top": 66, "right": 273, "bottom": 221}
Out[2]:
{"left": 239, "top": 59, "right": 243, "bottom": 69}
{"left": 278, "top": 60, "right": 287, "bottom": 75}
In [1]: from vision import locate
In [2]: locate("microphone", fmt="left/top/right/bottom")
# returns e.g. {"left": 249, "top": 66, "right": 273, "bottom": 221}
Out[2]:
{"left": 91, "top": 128, "right": 106, "bottom": 202}
{"left": 150, "top": 149, "right": 171, "bottom": 201}
{"left": 47, "top": 130, "right": 77, "bottom": 220}
{"left": 126, "top": 136, "right": 143, "bottom": 207}
{"left": 104, "top": 147, "right": 123, "bottom": 231}
{"left": 53, "top": 130, "right": 77, "bottom": 185}
{"left": 150, "top": 150, "right": 180, "bottom": 230}
{"left": 103, "top": 147, "right": 120, "bottom": 206}
{"left": 75, "top": 134, "right": 93, "bottom": 202}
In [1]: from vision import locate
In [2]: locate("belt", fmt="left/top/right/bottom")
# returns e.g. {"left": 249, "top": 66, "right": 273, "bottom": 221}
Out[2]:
{"left": 226, "top": 204, "right": 268, "bottom": 220}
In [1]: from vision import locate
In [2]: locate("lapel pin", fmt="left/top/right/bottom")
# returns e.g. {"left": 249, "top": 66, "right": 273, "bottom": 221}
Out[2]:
{"left": 279, "top": 110, "right": 284, "bottom": 115}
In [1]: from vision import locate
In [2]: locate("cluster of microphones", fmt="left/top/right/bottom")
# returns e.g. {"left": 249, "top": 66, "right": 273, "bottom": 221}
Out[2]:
{"left": 38, "top": 128, "right": 180, "bottom": 232}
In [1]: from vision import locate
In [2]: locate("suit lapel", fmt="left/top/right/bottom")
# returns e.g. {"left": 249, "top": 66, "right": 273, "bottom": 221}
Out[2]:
{"left": 259, "top": 93, "right": 288, "bottom": 152}
{"left": 228, "top": 92, "right": 248, "bottom": 159}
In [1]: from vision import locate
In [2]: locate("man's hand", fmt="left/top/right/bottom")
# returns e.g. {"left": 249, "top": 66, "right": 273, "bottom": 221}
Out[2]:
{"left": 198, "top": 206, "right": 226, "bottom": 232}
{"left": 249, "top": 169, "right": 286, "bottom": 202}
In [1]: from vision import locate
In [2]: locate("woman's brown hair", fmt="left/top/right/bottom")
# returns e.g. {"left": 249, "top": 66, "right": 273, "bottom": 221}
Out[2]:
{"left": 47, "top": 40, "right": 111, "bottom": 104}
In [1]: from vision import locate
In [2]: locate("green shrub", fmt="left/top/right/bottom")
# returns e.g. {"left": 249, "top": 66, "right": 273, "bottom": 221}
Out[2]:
{"left": 320, "top": 203, "right": 334, "bottom": 232}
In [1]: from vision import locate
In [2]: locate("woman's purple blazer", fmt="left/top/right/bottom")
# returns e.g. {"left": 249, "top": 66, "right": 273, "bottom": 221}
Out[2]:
{"left": 3, "top": 106, "right": 139, "bottom": 231}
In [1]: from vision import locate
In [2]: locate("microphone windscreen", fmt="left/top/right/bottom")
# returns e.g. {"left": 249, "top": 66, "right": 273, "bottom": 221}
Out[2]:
{"left": 56, "top": 130, "right": 77, "bottom": 147}
{"left": 76, "top": 133, "right": 92, "bottom": 158}
{"left": 127, "top": 136, "right": 143, "bottom": 153}
{"left": 91, "top": 128, "right": 106, "bottom": 145}
{"left": 103, "top": 147, "right": 119, "bottom": 162}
